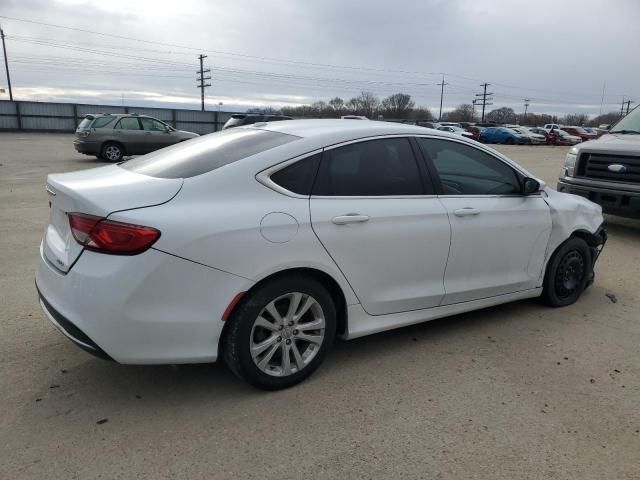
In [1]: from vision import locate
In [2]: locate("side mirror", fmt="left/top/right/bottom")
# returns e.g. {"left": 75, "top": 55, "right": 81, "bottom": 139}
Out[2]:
{"left": 522, "top": 177, "right": 542, "bottom": 195}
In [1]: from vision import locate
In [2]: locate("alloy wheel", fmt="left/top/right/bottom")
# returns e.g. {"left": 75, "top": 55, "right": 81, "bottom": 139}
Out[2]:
{"left": 250, "top": 292, "right": 325, "bottom": 377}
{"left": 104, "top": 145, "right": 121, "bottom": 161}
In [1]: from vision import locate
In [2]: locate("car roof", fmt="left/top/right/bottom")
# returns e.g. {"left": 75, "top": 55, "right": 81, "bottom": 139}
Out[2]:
{"left": 253, "top": 119, "right": 464, "bottom": 144}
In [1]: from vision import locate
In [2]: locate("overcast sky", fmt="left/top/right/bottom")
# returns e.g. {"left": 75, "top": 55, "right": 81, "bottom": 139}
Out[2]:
{"left": 1, "top": 0, "right": 638, "bottom": 117}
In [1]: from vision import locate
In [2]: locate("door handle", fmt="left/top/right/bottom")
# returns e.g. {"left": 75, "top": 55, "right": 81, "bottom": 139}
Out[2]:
{"left": 144, "top": 132, "right": 152, "bottom": 135}
{"left": 332, "top": 214, "right": 370, "bottom": 225}
{"left": 453, "top": 207, "right": 481, "bottom": 217}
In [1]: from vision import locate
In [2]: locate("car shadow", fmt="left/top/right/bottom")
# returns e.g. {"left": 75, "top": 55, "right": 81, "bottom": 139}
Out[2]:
{"left": 49, "top": 298, "right": 543, "bottom": 408}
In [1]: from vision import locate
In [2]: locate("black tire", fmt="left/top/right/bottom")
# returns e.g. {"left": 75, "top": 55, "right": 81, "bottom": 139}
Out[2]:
{"left": 100, "top": 142, "right": 124, "bottom": 162}
{"left": 222, "top": 275, "right": 336, "bottom": 390}
{"left": 542, "top": 237, "right": 592, "bottom": 307}
{"left": 504, "top": 137, "right": 515, "bottom": 145}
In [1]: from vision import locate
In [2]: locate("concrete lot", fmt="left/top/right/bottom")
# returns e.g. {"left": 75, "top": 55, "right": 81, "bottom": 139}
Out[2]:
{"left": 1, "top": 132, "right": 639, "bottom": 479}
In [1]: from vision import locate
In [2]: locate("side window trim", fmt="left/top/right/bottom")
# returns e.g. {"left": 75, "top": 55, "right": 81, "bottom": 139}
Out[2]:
{"left": 312, "top": 135, "right": 434, "bottom": 198}
{"left": 416, "top": 135, "right": 528, "bottom": 197}
{"left": 256, "top": 149, "right": 324, "bottom": 198}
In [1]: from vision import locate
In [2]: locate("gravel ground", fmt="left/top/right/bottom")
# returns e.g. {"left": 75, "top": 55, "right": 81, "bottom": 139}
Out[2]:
{"left": 1, "top": 133, "right": 638, "bottom": 479}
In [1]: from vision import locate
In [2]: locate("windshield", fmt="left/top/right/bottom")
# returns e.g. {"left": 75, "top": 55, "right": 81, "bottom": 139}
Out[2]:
{"left": 610, "top": 105, "right": 640, "bottom": 133}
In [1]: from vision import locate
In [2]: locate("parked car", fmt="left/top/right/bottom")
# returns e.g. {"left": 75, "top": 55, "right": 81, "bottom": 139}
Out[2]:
{"left": 37, "top": 120, "right": 606, "bottom": 390}
{"left": 223, "top": 113, "right": 293, "bottom": 129}
{"left": 417, "top": 121, "right": 442, "bottom": 129}
{"left": 464, "top": 126, "right": 483, "bottom": 141}
{"left": 74, "top": 114, "right": 199, "bottom": 161}
{"left": 341, "top": 115, "right": 369, "bottom": 120}
{"left": 562, "top": 126, "right": 597, "bottom": 142}
{"left": 437, "top": 125, "right": 475, "bottom": 139}
{"left": 511, "top": 127, "right": 547, "bottom": 145}
{"left": 479, "top": 127, "right": 528, "bottom": 144}
{"left": 529, "top": 127, "right": 555, "bottom": 144}
{"left": 544, "top": 123, "right": 562, "bottom": 132}
{"left": 555, "top": 129, "right": 582, "bottom": 145}
{"left": 439, "top": 122, "right": 462, "bottom": 128}
{"left": 558, "top": 105, "right": 640, "bottom": 218}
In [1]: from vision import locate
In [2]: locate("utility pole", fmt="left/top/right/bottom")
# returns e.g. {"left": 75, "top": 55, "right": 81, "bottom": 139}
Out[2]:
{"left": 523, "top": 98, "right": 530, "bottom": 123}
{"left": 437, "top": 77, "right": 448, "bottom": 121}
{"left": 1, "top": 26, "right": 13, "bottom": 101}
{"left": 626, "top": 99, "right": 634, "bottom": 115}
{"left": 475, "top": 83, "right": 493, "bottom": 122}
{"left": 621, "top": 97, "right": 626, "bottom": 117}
{"left": 196, "top": 54, "right": 211, "bottom": 112}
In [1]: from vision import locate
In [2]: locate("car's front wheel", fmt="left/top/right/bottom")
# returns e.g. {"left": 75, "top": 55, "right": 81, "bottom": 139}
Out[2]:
{"left": 542, "top": 237, "right": 592, "bottom": 307}
{"left": 223, "top": 275, "right": 336, "bottom": 390}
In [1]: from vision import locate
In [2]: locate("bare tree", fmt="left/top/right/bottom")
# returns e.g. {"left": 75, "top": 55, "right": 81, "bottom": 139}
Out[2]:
{"left": 328, "top": 97, "right": 345, "bottom": 116}
{"left": 381, "top": 93, "right": 415, "bottom": 118}
{"left": 486, "top": 107, "right": 517, "bottom": 124}
{"left": 589, "top": 111, "right": 620, "bottom": 127}
{"left": 442, "top": 104, "right": 476, "bottom": 122}
{"left": 408, "top": 106, "right": 434, "bottom": 121}
{"left": 561, "top": 113, "right": 589, "bottom": 126}
{"left": 354, "top": 91, "right": 380, "bottom": 118}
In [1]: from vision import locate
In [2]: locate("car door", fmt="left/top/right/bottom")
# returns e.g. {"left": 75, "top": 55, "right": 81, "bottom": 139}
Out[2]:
{"left": 417, "top": 137, "right": 552, "bottom": 305}
{"left": 310, "top": 137, "right": 451, "bottom": 316}
{"left": 113, "top": 117, "right": 146, "bottom": 154}
{"left": 140, "top": 117, "right": 176, "bottom": 152}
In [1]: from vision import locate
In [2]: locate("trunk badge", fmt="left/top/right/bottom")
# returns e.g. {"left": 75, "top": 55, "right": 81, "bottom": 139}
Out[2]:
{"left": 607, "top": 164, "right": 627, "bottom": 173}
{"left": 45, "top": 185, "right": 57, "bottom": 196}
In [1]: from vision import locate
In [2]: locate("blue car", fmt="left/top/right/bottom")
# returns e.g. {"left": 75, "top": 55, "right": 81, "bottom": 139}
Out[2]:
{"left": 480, "top": 127, "right": 528, "bottom": 144}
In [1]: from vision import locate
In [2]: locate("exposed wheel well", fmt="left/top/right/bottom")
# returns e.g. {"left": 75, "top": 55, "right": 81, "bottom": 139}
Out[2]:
{"left": 220, "top": 268, "right": 348, "bottom": 345}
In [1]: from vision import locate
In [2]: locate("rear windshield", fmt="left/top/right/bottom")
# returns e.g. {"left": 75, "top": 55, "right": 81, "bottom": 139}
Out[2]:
{"left": 120, "top": 128, "right": 299, "bottom": 179}
{"left": 78, "top": 117, "right": 93, "bottom": 129}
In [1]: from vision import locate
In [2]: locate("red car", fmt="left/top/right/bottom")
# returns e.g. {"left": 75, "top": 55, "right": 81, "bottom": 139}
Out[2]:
{"left": 561, "top": 126, "right": 597, "bottom": 142}
{"left": 465, "top": 126, "right": 482, "bottom": 141}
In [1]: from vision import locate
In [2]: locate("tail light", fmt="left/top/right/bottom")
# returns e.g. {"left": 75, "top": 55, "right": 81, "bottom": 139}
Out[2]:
{"left": 68, "top": 213, "right": 160, "bottom": 255}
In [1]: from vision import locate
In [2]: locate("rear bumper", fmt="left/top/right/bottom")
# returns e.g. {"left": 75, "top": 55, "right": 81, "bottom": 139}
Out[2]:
{"left": 73, "top": 139, "right": 100, "bottom": 155}
{"left": 35, "top": 243, "right": 252, "bottom": 364}
{"left": 557, "top": 178, "right": 640, "bottom": 219}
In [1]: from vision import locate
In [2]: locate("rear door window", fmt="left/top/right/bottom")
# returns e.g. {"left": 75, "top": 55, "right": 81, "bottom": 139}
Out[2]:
{"left": 121, "top": 128, "right": 300, "bottom": 179}
{"left": 116, "top": 117, "right": 141, "bottom": 130}
{"left": 313, "top": 138, "right": 426, "bottom": 196}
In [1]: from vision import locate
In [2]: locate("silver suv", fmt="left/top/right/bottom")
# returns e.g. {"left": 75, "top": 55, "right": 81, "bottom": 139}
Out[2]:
{"left": 74, "top": 114, "right": 199, "bottom": 161}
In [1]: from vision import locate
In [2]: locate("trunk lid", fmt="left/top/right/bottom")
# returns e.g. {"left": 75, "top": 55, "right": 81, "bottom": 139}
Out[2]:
{"left": 43, "top": 165, "right": 183, "bottom": 272}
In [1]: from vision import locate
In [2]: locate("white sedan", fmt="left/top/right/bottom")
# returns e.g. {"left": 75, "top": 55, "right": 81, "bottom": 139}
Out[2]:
{"left": 36, "top": 120, "right": 606, "bottom": 389}
{"left": 437, "top": 125, "right": 475, "bottom": 139}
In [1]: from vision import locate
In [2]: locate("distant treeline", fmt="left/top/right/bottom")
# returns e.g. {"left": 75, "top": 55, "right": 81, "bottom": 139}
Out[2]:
{"left": 249, "top": 91, "right": 623, "bottom": 126}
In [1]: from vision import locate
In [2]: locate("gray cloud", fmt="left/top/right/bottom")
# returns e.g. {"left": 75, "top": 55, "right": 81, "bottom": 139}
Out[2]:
{"left": 1, "top": 0, "right": 638, "bottom": 116}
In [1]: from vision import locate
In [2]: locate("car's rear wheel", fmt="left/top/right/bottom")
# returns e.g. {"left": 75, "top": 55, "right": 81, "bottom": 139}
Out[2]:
{"left": 542, "top": 237, "right": 592, "bottom": 307}
{"left": 505, "top": 137, "right": 515, "bottom": 145}
{"left": 101, "top": 142, "right": 124, "bottom": 162}
{"left": 223, "top": 275, "right": 336, "bottom": 390}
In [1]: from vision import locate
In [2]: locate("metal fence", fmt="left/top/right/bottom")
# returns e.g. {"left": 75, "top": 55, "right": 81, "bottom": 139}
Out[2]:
{"left": 0, "top": 100, "right": 234, "bottom": 134}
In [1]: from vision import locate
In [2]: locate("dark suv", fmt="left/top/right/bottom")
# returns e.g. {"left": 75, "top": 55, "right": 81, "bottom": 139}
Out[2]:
{"left": 222, "top": 113, "right": 293, "bottom": 129}
{"left": 74, "top": 114, "right": 199, "bottom": 161}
